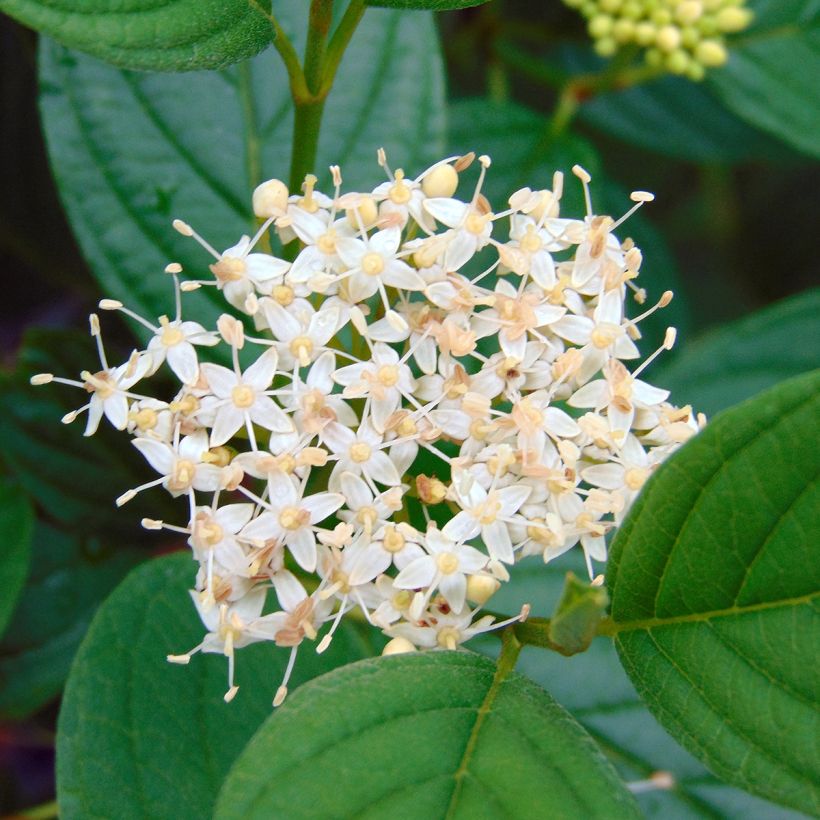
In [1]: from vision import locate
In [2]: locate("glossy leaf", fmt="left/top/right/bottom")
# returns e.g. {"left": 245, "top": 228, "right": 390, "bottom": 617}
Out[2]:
{"left": 0, "top": 481, "right": 34, "bottom": 638}
{"left": 706, "top": 0, "right": 820, "bottom": 159}
{"left": 579, "top": 76, "right": 793, "bottom": 164}
{"left": 0, "top": 0, "right": 273, "bottom": 72}
{"left": 38, "top": 5, "right": 445, "bottom": 329}
{"left": 475, "top": 557, "right": 811, "bottom": 818}
{"left": 0, "top": 521, "right": 142, "bottom": 719}
{"left": 607, "top": 371, "right": 820, "bottom": 815}
{"left": 215, "top": 651, "right": 640, "bottom": 819}
{"left": 57, "top": 552, "right": 373, "bottom": 819}
{"left": 554, "top": 46, "right": 794, "bottom": 164}
{"left": 657, "top": 288, "right": 820, "bottom": 416}
{"left": 0, "top": 327, "right": 173, "bottom": 535}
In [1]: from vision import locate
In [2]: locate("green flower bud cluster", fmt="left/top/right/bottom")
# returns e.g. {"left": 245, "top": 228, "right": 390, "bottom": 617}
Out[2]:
{"left": 563, "top": 0, "right": 753, "bottom": 81}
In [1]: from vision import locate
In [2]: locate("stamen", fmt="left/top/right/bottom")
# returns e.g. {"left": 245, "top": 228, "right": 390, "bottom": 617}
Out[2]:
{"left": 572, "top": 165, "right": 593, "bottom": 217}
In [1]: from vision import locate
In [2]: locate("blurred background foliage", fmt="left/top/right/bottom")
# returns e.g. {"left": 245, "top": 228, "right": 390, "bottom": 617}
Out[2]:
{"left": 0, "top": 0, "right": 817, "bottom": 815}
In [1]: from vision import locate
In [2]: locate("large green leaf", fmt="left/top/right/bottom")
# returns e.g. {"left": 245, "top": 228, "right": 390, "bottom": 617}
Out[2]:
{"left": 706, "top": 0, "right": 820, "bottom": 159}
{"left": 447, "top": 98, "right": 691, "bottom": 353}
{"left": 215, "top": 651, "right": 640, "bottom": 819}
{"left": 579, "top": 76, "right": 794, "bottom": 164}
{"left": 0, "top": 521, "right": 142, "bottom": 719}
{"left": 38, "top": 4, "right": 445, "bottom": 328}
{"left": 606, "top": 370, "right": 820, "bottom": 815}
{"left": 57, "top": 552, "right": 373, "bottom": 820}
{"left": 657, "top": 288, "right": 820, "bottom": 416}
{"left": 474, "top": 558, "right": 810, "bottom": 818}
{"left": 0, "top": 0, "right": 273, "bottom": 71}
{"left": 0, "top": 327, "right": 173, "bottom": 535}
{"left": 550, "top": 45, "right": 794, "bottom": 164}
{"left": 0, "top": 480, "right": 34, "bottom": 638}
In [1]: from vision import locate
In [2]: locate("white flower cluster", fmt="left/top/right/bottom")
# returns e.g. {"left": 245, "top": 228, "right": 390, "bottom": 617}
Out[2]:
{"left": 33, "top": 151, "right": 703, "bottom": 706}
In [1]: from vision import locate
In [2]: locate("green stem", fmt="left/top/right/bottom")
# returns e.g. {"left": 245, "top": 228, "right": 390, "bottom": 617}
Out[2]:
{"left": 288, "top": 0, "right": 366, "bottom": 193}
{"left": 289, "top": 99, "right": 327, "bottom": 193}
{"left": 249, "top": 0, "right": 310, "bottom": 101}
{"left": 238, "top": 60, "right": 262, "bottom": 193}
{"left": 305, "top": 0, "right": 333, "bottom": 94}
{"left": 319, "top": 0, "right": 367, "bottom": 96}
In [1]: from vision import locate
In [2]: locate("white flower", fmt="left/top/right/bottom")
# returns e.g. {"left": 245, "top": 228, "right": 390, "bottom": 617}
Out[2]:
{"left": 239, "top": 472, "right": 344, "bottom": 572}
{"left": 393, "top": 527, "right": 488, "bottom": 614}
{"left": 200, "top": 347, "right": 292, "bottom": 447}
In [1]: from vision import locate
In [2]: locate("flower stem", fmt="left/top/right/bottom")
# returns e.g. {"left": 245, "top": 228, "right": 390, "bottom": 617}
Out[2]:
{"left": 288, "top": 0, "right": 367, "bottom": 193}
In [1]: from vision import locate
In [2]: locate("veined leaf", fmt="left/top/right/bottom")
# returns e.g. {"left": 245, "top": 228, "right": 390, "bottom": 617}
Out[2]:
{"left": 57, "top": 552, "right": 373, "bottom": 819}
{"left": 215, "top": 651, "right": 640, "bottom": 819}
{"left": 0, "top": 0, "right": 273, "bottom": 71}
{"left": 0, "top": 522, "right": 142, "bottom": 719}
{"left": 0, "top": 480, "right": 34, "bottom": 638}
{"left": 475, "top": 557, "right": 812, "bottom": 818}
{"left": 706, "top": 0, "right": 820, "bottom": 159}
{"left": 607, "top": 370, "right": 820, "bottom": 815}
{"left": 38, "top": 5, "right": 445, "bottom": 330}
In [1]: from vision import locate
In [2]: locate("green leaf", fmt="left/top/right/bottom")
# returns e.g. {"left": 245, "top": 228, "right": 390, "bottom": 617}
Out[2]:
{"left": 0, "top": 0, "right": 273, "bottom": 71}
{"left": 57, "top": 552, "right": 372, "bottom": 820}
{"left": 0, "top": 327, "right": 174, "bottom": 535}
{"left": 367, "top": 0, "right": 489, "bottom": 8}
{"left": 606, "top": 371, "right": 820, "bottom": 815}
{"left": 38, "top": 6, "right": 444, "bottom": 327}
{"left": 0, "top": 521, "right": 142, "bottom": 719}
{"left": 548, "top": 572, "right": 609, "bottom": 656}
{"left": 657, "top": 288, "right": 820, "bottom": 416}
{"left": 706, "top": 0, "right": 820, "bottom": 159}
{"left": 447, "top": 98, "right": 691, "bottom": 352}
{"left": 215, "top": 651, "right": 640, "bottom": 819}
{"left": 552, "top": 46, "right": 794, "bottom": 164}
{"left": 579, "top": 76, "right": 794, "bottom": 164}
{"left": 0, "top": 480, "right": 34, "bottom": 638}
{"left": 475, "top": 558, "right": 812, "bottom": 818}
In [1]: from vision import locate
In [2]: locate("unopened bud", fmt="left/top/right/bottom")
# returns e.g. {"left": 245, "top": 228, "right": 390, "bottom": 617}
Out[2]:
{"left": 416, "top": 474, "right": 447, "bottom": 505}
{"left": 466, "top": 573, "right": 501, "bottom": 605}
{"left": 252, "top": 179, "right": 289, "bottom": 218}
{"left": 382, "top": 637, "right": 417, "bottom": 656}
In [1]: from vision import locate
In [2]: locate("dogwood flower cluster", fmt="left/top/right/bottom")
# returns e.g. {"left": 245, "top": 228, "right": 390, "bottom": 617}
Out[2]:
{"left": 32, "top": 151, "right": 704, "bottom": 706}
{"left": 563, "top": 0, "right": 753, "bottom": 80}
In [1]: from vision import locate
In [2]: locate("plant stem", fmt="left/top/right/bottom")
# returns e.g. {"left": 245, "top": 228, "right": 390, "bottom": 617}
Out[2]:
{"left": 320, "top": 0, "right": 367, "bottom": 96}
{"left": 288, "top": 0, "right": 366, "bottom": 193}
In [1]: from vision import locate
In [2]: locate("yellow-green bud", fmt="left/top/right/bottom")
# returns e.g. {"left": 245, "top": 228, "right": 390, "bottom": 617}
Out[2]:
{"left": 612, "top": 18, "right": 635, "bottom": 42}
{"left": 686, "top": 62, "right": 706, "bottom": 81}
{"left": 675, "top": 0, "right": 703, "bottom": 25}
{"left": 656, "top": 24, "right": 682, "bottom": 51}
{"left": 695, "top": 38, "right": 728, "bottom": 66}
{"left": 716, "top": 6, "right": 752, "bottom": 33}
{"left": 666, "top": 48, "right": 691, "bottom": 74}
{"left": 589, "top": 14, "right": 614, "bottom": 38}
{"left": 594, "top": 36, "right": 618, "bottom": 57}
{"left": 634, "top": 20, "right": 657, "bottom": 45}
{"left": 651, "top": 8, "right": 673, "bottom": 25}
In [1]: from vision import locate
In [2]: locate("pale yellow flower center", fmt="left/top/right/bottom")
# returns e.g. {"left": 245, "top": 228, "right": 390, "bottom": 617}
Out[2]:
{"left": 436, "top": 552, "right": 459, "bottom": 575}
{"left": 232, "top": 384, "right": 255, "bottom": 408}
{"left": 279, "top": 506, "right": 308, "bottom": 531}
{"left": 349, "top": 442, "right": 372, "bottom": 463}
{"left": 362, "top": 252, "right": 385, "bottom": 276}
{"left": 382, "top": 526, "right": 406, "bottom": 554}
{"left": 377, "top": 364, "right": 399, "bottom": 387}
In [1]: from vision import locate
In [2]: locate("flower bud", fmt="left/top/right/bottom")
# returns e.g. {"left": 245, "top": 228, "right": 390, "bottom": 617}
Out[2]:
{"left": 252, "top": 179, "right": 289, "bottom": 218}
